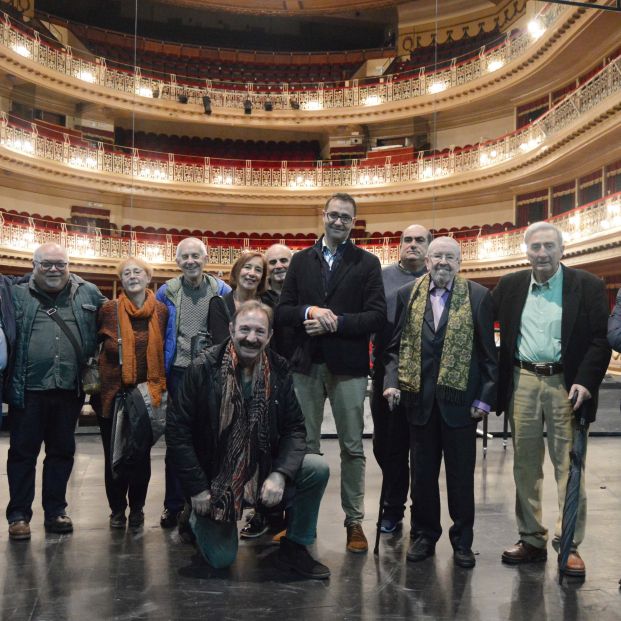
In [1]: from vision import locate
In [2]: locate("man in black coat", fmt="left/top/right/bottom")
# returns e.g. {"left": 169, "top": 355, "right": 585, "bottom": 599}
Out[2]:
{"left": 166, "top": 300, "right": 330, "bottom": 579}
{"left": 275, "top": 193, "right": 386, "bottom": 553}
{"left": 493, "top": 222, "right": 610, "bottom": 578}
{"left": 383, "top": 237, "right": 497, "bottom": 568}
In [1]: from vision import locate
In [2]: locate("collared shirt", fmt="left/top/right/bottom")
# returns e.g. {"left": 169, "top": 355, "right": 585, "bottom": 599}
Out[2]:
{"left": 26, "top": 281, "right": 81, "bottom": 391}
{"left": 517, "top": 266, "right": 563, "bottom": 363}
{"left": 321, "top": 236, "right": 347, "bottom": 270}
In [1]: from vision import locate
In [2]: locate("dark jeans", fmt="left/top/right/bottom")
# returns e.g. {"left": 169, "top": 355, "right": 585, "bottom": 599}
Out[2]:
{"left": 371, "top": 366, "right": 410, "bottom": 522}
{"left": 163, "top": 367, "right": 186, "bottom": 513}
{"left": 409, "top": 401, "right": 476, "bottom": 550}
{"left": 6, "top": 390, "right": 84, "bottom": 523}
{"left": 98, "top": 415, "right": 151, "bottom": 514}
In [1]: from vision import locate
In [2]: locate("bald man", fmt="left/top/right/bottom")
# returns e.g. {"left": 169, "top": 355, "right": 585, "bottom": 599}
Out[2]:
{"left": 372, "top": 224, "right": 431, "bottom": 534}
{"left": 6, "top": 243, "right": 105, "bottom": 540}
{"left": 265, "top": 244, "right": 293, "bottom": 297}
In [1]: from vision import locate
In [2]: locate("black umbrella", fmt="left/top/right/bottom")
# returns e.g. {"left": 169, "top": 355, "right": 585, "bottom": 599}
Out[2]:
{"left": 558, "top": 396, "right": 588, "bottom": 584}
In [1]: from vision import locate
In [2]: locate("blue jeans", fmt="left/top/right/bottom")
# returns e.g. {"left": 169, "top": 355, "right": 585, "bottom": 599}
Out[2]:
{"left": 6, "top": 390, "right": 83, "bottom": 523}
{"left": 163, "top": 367, "right": 186, "bottom": 513}
{"left": 192, "top": 454, "right": 329, "bottom": 569}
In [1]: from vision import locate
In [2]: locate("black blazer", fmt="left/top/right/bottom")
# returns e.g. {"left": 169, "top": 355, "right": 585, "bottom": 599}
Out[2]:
{"left": 492, "top": 265, "right": 611, "bottom": 422}
{"left": 275, "top": 238, "right": 386, "bottom": 377}
{"left": 384, "top": 278, "right": 497, "bottom": 427}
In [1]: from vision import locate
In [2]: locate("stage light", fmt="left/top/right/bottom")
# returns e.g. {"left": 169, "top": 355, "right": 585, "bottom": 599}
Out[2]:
{"left": 152, "top": 88, "right": 160, "bottom": 98}
{"left": 243, "top": 99, "right": 252, "bottom": 115}
{"left": 202, "top": 95, "right": 212, "bottom": 115}
{"left": 264, "top": 100, "right": 273, "bottom": 112}
{"left": 177, "top": 94, "right": 188, "bottom": 104}
{"left": 290, "top": 99, "right": 300, "bottom": 110}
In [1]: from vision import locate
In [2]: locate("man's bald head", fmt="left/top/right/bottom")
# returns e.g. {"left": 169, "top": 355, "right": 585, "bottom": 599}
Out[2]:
{"left": 265, "top": 243, "right": 293, "bottom": 293}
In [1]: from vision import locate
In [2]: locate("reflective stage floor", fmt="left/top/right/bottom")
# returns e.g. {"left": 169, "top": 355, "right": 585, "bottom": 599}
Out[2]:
{"left": 0, "top": 432, "right": 620, "bottom": 620}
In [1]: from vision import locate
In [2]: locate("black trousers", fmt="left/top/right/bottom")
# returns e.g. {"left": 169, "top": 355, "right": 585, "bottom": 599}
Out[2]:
{"left": 98, "top": 414, "right": 151, "bottom": 514}
{"left": 6, "top": 390, "right": 83, "bottom": 523}
{"left": 409, "top": 401, "right": 476, "bottom": 550}
{"left": 370, "top": 365, "right": 410, "bottom": 522}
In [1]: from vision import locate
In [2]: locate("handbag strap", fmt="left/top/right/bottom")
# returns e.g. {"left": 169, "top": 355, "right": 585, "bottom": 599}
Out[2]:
{"left": 34, "top": 297, "right": 85, "bottom": 366}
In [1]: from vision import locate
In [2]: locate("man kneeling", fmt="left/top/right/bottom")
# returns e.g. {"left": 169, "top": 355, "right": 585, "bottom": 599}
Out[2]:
{"left": 166, "top": 300, "right": 330, "bottom": 579}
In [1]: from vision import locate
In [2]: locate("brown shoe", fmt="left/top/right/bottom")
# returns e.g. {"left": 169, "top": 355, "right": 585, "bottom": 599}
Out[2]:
{"left": 501, "top": 540, "right": 547, "bottom": 564}
{"left": 8, "top": 520, "right": 31, "bottom": 541}
{"left": 346, "top": 524, "right": 368, "bottom": 554}
{"left": 560, "top": 551, "right": 586, "bottom": 578}
{"left": 271, "top": 529, "right": 287, "bottom": 545}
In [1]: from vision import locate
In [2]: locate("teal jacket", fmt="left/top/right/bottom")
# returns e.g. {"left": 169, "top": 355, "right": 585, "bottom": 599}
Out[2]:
{"left": 8, "top": 274, "right": 106, "bottom": 408}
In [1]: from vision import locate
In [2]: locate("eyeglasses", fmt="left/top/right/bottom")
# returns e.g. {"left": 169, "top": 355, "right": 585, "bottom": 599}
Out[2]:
{"left": 324, "top": 211, "right": 353, "bottom": 225}
{"left": 35, "top": 261, "right": 68, "bottom": 271}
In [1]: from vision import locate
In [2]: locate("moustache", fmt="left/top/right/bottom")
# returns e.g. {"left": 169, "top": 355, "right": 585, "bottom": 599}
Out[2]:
{"left": 238, "top": 340, "right": 261, "bottom": 350}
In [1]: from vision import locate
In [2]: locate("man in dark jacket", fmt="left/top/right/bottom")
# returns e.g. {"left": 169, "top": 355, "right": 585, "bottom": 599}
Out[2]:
{"left": 493, "top": 222, "right": 610, "bottom": 578}
{"left": 6, "top": 243, "right": 106, "bottom": 541}
{"left": 166, "top": 300, "right": 330, "bottom": 579}
{"left": 275, "top": 192, "right": 386, "bottom": 554}
{"left": 383, "top": 237, "right": 497, "bottom": 568}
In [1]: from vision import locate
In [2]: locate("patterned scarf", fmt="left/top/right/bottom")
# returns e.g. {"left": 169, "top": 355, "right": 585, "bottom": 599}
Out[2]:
{"left": 209, "top": 340, "right": 272, "bottom": 522}
{"left": 118, "top": 289, "right": 166, "bottom": 406}
{"left": 398, "top": 273, "right": 473, "bottom": 405}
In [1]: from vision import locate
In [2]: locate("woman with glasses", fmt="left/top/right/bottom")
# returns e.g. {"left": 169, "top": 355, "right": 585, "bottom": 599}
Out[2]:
{"left": 92, "top": 257, "right": 168, "bottom": 530}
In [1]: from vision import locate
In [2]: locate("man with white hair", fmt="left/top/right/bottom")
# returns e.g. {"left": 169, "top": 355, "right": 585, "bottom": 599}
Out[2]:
{"left": 6, "top": 243, "right": 105, "bottom": 540}
{"left": 493, "top": 222, "right": 610, "bottom": 578}
{"left": 156, "top": 237, "right": 231, "bottom": 528}
{"left": 383, "top": 237, "right": 497, "bottom": 568}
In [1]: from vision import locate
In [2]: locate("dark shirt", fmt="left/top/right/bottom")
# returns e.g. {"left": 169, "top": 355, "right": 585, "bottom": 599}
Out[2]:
{"left": 26, "top": 282, "right": 80, "bottom": 391}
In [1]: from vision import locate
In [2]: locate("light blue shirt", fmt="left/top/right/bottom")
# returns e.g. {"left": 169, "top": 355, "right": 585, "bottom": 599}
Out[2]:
{"left": 517, "top": 266, "right": 563, "bottom": 363}
{"left": 0, "top": 325, "right": 6, "bottom": 372}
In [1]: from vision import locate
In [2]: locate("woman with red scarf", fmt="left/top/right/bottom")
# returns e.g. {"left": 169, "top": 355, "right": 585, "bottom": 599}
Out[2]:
{"left": 93, "top": 257, "right": 168, "bottom": 530}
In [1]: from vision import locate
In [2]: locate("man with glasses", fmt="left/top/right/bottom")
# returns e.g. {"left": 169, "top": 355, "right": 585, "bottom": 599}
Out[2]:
{"left": 383, "top": 237, "right": 497, "bottom": 568}
{"left": 276, "top": 193, "right": 386, "bottom": 553}
{"left": 6, "top": 243, "right": 105, "bottom": 540}
{"left": 372, "top": 224, "right": 431, "bottom": 535}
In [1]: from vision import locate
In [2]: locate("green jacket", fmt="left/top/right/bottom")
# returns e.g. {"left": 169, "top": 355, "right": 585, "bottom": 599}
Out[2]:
{"left": 8, "top": 273, "right": 106, "bottom": 408}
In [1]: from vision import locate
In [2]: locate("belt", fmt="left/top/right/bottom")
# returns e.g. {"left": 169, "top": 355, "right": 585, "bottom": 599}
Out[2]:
{"left": 514, "top": 359, "right": 563, "bottom": 376}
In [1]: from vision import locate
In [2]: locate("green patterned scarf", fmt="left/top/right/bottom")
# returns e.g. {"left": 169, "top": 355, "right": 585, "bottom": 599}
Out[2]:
{"left": 398, "top": 273, "right": 473, "bottom": 405}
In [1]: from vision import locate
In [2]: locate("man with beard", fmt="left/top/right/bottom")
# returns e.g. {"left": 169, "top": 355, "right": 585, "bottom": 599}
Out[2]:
{"left": 166, "top": 300, "right": 330, "bottom": 579}
{"left": 276, "top": 193, "right": 386, "bottom": 553}
{"left": 372, "top": 224, "right": 431, "bottom": 534}
{"left": 6, "top": 243, "right": 105, "bottom": 540}
{"left": 383, "top": 237, "right": 497, "bottom": 567}
{"left": 494, "top": 222, "right": 610, "bottom": 578}
{"left": 156, "top": 237, "right": 231, "bottom": 529}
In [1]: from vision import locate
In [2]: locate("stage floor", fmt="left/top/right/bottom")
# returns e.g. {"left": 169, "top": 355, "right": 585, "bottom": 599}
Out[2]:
{"left": 0, "top": 433, "right": 619, "bottom": 620}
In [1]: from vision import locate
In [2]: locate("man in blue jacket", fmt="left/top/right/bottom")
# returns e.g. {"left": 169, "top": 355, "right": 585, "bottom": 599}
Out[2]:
{"left": 6, "top": 243, "right": 105, "bottom": 540}
{"left": 156, "top": 237, "right": 230, "bottom": 528}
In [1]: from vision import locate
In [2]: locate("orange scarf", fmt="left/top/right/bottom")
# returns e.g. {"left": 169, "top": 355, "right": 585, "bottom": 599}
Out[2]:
{"left": 118, "top": 289, "right": 166, "bottom": 406}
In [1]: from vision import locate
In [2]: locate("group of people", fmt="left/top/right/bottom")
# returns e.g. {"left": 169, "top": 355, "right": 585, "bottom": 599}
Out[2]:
{"left": 0, "top": 191, "right": 615, "bottom": 583}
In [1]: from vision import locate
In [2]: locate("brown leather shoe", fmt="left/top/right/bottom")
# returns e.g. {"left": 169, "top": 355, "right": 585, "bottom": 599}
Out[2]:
{"left": 501, "top": 540, "right": 547, "bottom": 564}
{"left": 560, "top": 551, "right": 586, "bottom": 578}
{"left": 8, "top": 520, "right": 31, "bottom": 541}
{"left": 346, "top": 524, "right": 368, "bottom": 554}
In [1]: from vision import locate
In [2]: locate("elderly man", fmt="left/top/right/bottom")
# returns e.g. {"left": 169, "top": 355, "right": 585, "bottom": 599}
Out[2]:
{"left": 493, "top": 222, "right": 610, "bottom": 578}
{"left": 156, "top": 237, "right": 231, "bottom": 528}
{"left": 276, "top": 193, "right": 386, "bottom": 553}
{"left": 384, "top": 237, "right": 497, "bottom": 568}
{"left": 372, "top": 224, "right": 431, "bottom": 534}
{"left": 166, "top": 301, "right": 330, "bottom": 579}
{"left": 264, "top": 243, "right": 293, "bottom": 298}
{"left": 6, "top": 243, "right": 105, "bottom": 540}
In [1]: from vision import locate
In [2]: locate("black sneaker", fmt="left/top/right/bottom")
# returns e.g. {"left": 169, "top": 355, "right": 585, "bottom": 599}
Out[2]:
{"left": 160, "top": 508, "right": 179, "bottom": 529}
{"left": 128, "top": 509, "right": 144, "bottom": 529}
{"left": 109, "top": 510, "right": 127, "bottom": 529}
{"left": 240, "top": 511, "right": 269, "bottom": 539}
{"left": 277, "top": 537, "right": 331, "bottom": 580}
{"left": 44, "top": 515, "right": 73, "bottom": 534}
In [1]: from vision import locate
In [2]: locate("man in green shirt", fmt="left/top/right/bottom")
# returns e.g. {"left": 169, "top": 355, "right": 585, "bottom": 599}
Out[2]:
{"left": 6, "top": 243, "right": 105, "bottom": 541}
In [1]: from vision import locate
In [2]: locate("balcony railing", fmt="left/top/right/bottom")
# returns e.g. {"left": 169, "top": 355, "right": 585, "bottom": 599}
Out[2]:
{"left": 1, "top": 192, "right": 620, "bottom": 267}
{"left": 0, "top": 4, "right": 565, "bottom": 111}
{"left": 1, "top": 50, "right": 619, "bottom": 191}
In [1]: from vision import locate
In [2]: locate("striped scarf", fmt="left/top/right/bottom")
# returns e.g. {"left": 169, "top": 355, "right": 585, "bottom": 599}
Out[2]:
{"left": 398, "top": 273, "right": 473, "bottom": 404}
{"left": 208, "top": 340, "right": 271, "bottom": 522}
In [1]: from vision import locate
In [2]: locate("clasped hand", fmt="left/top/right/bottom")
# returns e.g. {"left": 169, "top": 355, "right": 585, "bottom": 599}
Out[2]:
{"left": 260, "top": 472, "right": 286, "bottom": 508}
{"left": 304, "top": 307, "right": 338, "bottom": 336}
{"left": 191, "top": 489, "right": 211, "bottom": 516}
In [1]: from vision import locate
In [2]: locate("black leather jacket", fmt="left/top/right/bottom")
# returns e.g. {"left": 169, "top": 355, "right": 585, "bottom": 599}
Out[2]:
{"left": 166, "top": 340, "right": 307, "bottom": 498}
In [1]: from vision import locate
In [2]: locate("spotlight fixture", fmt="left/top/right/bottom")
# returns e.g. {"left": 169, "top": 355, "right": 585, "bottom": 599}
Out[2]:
{"left": 263, "top": 99, "right": 273, "bottom": 112}
{"left": 202, "top": 95, "right": 212, "bottom": 115}
{"left": 152, "top": 88, "right": 160, "bottom": 99}
{"left": 177, "top": 94, "right": 188, "bottom": 104}
{"left": 243, "top": 99, "right": 252, "bottom": 115}
{"left": 290, "top": 98, "right": 300, "bottom": 110}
